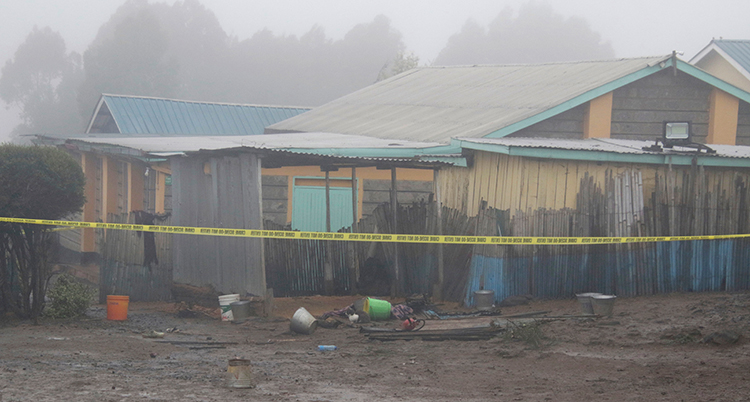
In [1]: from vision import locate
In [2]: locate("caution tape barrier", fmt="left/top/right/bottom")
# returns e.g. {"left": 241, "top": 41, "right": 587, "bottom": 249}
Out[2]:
{"left": 1, "top": 217, "right": 749, "bottom": 245}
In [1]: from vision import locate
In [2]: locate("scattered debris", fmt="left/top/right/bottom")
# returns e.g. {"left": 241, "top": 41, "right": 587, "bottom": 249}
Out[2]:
{"left": 290, "top": 307, "right": 317, "bottom": 335}
{"left": 423, "top": 309, "right": 502, "bottom": 320}
{"left": 364, "top": 327, "right": 500, "bottom": 341}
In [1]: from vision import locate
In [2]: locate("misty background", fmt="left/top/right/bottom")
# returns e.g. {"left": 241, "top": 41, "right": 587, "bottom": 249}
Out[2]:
{"left": 2, "top": 0, "right": 749, "bottom": 142}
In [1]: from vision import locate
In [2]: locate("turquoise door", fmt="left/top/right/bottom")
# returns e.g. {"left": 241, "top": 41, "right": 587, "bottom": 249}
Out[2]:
{"left": 292, "top": 186, "right": 354, "bottom": 232}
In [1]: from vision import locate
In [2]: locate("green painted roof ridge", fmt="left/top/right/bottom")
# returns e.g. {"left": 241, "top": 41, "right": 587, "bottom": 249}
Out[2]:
{"left": 485, "top": 56, "right": 750, "bottom": 139}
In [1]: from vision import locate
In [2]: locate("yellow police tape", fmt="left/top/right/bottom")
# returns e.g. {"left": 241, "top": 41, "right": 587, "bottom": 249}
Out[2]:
{"left": 1, "top": 216, "right": 749, "bottom": 245}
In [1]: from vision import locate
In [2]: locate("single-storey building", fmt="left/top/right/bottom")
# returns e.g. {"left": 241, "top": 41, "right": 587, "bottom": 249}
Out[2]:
{"left": 267, "top": 54, "right": 750, "bottom": 301}
{"left": 44, "top": 95, "right": 451, "bottom": 259}
{"left": 61, "top": 133, "right": 462, "bottom": 297}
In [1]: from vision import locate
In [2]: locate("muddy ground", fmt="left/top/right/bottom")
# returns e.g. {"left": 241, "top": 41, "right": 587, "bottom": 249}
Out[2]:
{"left": 1, "top": 291, "right": 750, "bottom": 401}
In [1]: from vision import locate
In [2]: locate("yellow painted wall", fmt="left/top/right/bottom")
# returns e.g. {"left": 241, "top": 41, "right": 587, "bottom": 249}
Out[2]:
{"left": 707, "top": 88, "right": 739, "bottom": 145}
{"left": 101, "top": 156, "right": 119, "bottom": 221}
{"left": 439, "top": 151, "right": 668, "bottom": 216}
{"left": 583, "top": 92, "right": 613, "bottom": 139}
{"left": 128, "top": 163, "right": 145, "bottom": 212}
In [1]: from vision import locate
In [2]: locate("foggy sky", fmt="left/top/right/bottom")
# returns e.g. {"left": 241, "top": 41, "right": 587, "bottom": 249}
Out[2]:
{"left": 2, "top": 0, "right": 750, "bottom": 141}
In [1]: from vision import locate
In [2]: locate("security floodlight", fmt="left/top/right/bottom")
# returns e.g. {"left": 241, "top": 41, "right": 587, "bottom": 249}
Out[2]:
{"left": 644, "top": 120, "right": 714, "bottom": 153}
{"left": 664, "top": 121, "right": 690, "bottom": 141}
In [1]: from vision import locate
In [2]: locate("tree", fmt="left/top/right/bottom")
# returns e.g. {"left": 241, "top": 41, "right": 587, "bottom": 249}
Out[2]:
{"left": 228, "top": 15, "right": 406, "bottom": 106}
{"left": 435, "top": 3, "right": 614, "bottom": 66}
{"left": 7, "top": 2, "right": 411, "bottom": 133}
{"left": 77, "top": 0, "right": 234, "bottom": 113}
{"left": 77, "top": 7, "right": 180, "bottom": 120}
{"left": 0, "top": 27, "right": 84, "bottom": 138}
{"left": 0, "top": 145, "right": 85, "bottom": 320}
{"left": 377, "top": 50, "right": 420, "bottom": 82}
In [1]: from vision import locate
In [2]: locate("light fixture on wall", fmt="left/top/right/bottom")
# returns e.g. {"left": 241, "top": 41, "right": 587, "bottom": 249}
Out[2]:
{"left": 145, "top": 167, "right": 150, "bottom": 177}
{"left": 664, "top": 121, "right": 691, "bottom": 141}
{"left": 642, "top": 120, "right": 715, "bottom": 154}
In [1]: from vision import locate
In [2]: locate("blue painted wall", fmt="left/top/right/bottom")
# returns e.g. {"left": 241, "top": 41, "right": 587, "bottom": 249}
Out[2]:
{"left": 465, "top": 239, "right": 750, "bottom": 306}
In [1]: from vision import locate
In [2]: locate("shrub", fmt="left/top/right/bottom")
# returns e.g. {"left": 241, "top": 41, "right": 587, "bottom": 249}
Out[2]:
{"left": 44, "top": 274, "right": 95, "bottom": 319}
{"left": 0, "top": 144, "right": 85, "bottom": 320}
{"left": 502, "top": 320, "right": 548, "bottom": 349}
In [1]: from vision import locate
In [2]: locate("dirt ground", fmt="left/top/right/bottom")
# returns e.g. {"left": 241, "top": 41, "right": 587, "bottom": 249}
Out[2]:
{"left": 2, "top": 291, "right": 750, "bottom": 402}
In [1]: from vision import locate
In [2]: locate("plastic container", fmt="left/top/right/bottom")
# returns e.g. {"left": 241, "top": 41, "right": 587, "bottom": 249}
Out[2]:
{"left": 290, "top": 307, "right": 318, "bottom": 335}
{"left": 106, "top": 295, "right": 129, "bottom": 321}
{"left": 318, "top": 345, "right": 337, "bottom": 351}
{"left": 591, "top": 294, "right": 617, "bottom": 317}
{"left": 218, "top": 294, "right": 240, "bottom": 321}
{"left": 364, "top": 297, "right": 392, "bottom": 321}
{"left": 227, "top": 359, "right": 254, "bottom": 388}
{"left": 575, "top": 292, "right": 602, "bottom": 315}
{"left": 474, "top": 290, "right": 495, "bottom": 311}
{"left": 230, "top": 300, "right": 253, "bottom": 322}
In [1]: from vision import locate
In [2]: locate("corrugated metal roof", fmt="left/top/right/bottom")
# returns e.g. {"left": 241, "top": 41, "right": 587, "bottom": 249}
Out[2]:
{"left": 87, "top": 94, "right": 310, "bottom": 135}
{"left": 459, "top": 137, "right": 750, "bottom": 160}
{"left": 66, "top": 133, "right": 463, "bottom": 166}
{"left": 713, "top": 40, "right": 750, "bottom": 74}
{"left": 69, "top": 132, "right": 443, "bottom": 153}
{"left": 267, "top": 56, "right": 671, "bottom": 143}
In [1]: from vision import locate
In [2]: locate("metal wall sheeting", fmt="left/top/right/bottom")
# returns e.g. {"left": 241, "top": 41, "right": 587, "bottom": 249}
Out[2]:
{"left": 97, "top": 213, "right": 173, "bottom": 302}
{"left": 171, "top": 153, "right": 266, "bottom": 297}
{"left": 264, "top": 220, "right": 351, "bottom": 297}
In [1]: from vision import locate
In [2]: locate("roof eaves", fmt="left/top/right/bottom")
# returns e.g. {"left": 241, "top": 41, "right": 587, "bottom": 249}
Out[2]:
{"left": 689, "top": 40, "right": 720, "bottom": 64}
{"left": 456, "top": 139, "right": 750, "bottom": 168}
{"left": 483, "top": 56, "right": 750, "bottom": 140}
{"left": 689, "top": 42, "right": 750, "bottom": 83}
{"left": 483, "top": 57, "right": 670, "bottom": 139}
{"left": 85, "top": 95, "right": 109, "bottom": 134}
{"left": 281, "top": 144, "right": 461, "bottom": 158}
{"left": 181, "top": 146, "right": 461, "bottom": 168}
{"left": 99, "top": 93, "right": 312, "bottom": 110}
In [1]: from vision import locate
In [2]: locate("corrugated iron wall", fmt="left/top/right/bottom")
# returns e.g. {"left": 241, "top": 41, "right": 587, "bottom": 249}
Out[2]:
{"left": 463, "top": 160, "right": 750, "bottom": 305}
{"left": 264, "top": 220, "right": 351, "bottom": 297}
{"left": 97, "top": 213, "right": 172, "bottom": 302}
{"left": 263, "top": 202, "right": 476, "bottom": 298}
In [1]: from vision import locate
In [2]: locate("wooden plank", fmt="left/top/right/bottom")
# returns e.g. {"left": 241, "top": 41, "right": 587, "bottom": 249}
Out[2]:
{"left": 525, "top": 159, "right": 540, "bottom": 211}
{"left": 499, "top": 155, "right": 512, "bottom": 210}
{"left": 536, "top": 160, "right": 549, "bottom": 209}
{"left": 241, "top": 153, "right": 266, "bottom": 297}
{"left": 553, "top": 161, "right": 578, "bottom": 210}
{"left": 479, "top": 153, "right": 497, "bottom": 206}
{"left": 508, "top": 156, "right": 523, "bottom": 215}
{"left": 486, "top": 153, "right": 499, "bottom": 208}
